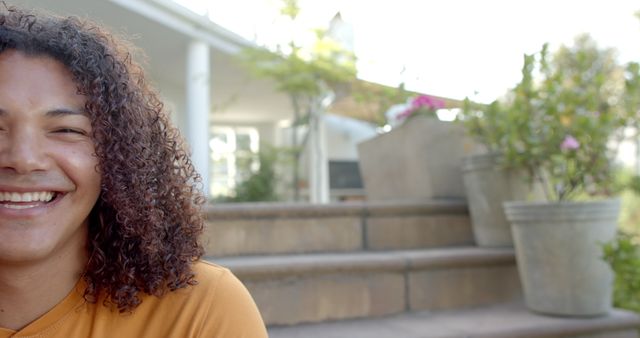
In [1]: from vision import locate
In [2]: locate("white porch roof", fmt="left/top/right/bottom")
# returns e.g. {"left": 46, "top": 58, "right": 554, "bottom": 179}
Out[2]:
{"left": 16, "top": 0, "right": 294, "bottom": 126}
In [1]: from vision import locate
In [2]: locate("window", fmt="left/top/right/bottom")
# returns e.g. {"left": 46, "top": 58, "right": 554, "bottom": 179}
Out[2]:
{"left": 209, "top": 127, "right": 259, "bottom": 198}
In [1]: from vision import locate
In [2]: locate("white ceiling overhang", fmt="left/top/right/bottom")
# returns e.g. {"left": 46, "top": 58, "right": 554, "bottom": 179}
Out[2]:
{"left": 10, "top": 0, "right": 294, "bottom": 124}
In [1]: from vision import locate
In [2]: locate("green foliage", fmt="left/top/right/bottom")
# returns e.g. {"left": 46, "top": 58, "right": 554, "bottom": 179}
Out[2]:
{"left": 350, "top": 81, "right": 412, "bottom": 126}
{"left": 238, "top": 0, "right": 357, "bottom": 109}
{"left": 237, "top": 1, "right": 358, "bottom": 201}
{"left": 459, "top": 35, "right": 640, "bottom": 201}
{"left": 613, "top": 169, "right": 640, "bottom": 233}
{"left": 461, "top": 99, "right": 508, "bottom": 154}
{"left": 240, "top": 32, "right": 356, "bottom": 201}
{"left": 624, "top": 62, "right": 640, "bottom": 129}
{"left": 620, "top": 191, "right": 640, "bottom": 233}
{"left": 631, "top": 175, "right": 640, "bottom": 195}
{"left": 239, "top": 25, "right": 356, "bottom": 100}
{"left": 241, "top": 43, "right": 355, "bottom": 99}
{"left": 279, "top": 0, "right": 299, "bottom": 19}
{"left": 605, "top": 171, "right": 640, "bottom": 313}
{"left": 602, "top": 230, "right": 640, "bottom": 313}
{"left": 533, "top": 36, "right": 625, "bottom": 200}
{"left": 224, "top": 146, "right": 280, "bottom": 203}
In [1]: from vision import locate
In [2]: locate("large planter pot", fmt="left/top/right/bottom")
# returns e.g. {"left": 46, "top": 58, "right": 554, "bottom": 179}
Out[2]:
{"left": 462, "top": 153, "right": 537, "bottom": 247}
{"left": 357, "top": 116, "right": 478, "bottom": 201}
{"left": 504, "top": 199, "right": 620, "bottom": 316}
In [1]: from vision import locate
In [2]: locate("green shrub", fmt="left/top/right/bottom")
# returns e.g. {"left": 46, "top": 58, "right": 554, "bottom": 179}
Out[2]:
{"left": 603, "top": 230, "right": 640, "bottom": 312}
{"left": 225, "top": 146, "right": 280, "bottom": 203}
{"left": 620, "top": 190, "right": 640, "bottom": 234}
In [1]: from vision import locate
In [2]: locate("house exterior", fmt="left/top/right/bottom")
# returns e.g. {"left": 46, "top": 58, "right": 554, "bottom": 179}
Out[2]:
{"left": 12, "top": 0, "right": 395, "bottom": 202}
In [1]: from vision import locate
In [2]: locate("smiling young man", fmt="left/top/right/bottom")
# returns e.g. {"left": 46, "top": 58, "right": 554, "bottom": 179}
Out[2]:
{"left": 0, "top": 5, "right": 267, "bottom": 338}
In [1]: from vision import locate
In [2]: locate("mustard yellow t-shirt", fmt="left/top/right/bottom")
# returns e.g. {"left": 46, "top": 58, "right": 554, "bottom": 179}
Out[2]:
{"left": 0, "top": 261, "right": 268, "bottom": 338}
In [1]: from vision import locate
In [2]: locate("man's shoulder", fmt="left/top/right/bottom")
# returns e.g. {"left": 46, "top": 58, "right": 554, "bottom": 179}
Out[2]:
{"left": 187, "top": 260, "right": 267, "bottom": 337}
{"left": 189, "top": 260, "right": 249, "bottom": 301}
{"left": 191, "top": 260, "right": 229, "bottom": 284}
{"left": 79, "top": 260, "right": 266, "bottom": 337}
{"left": 174, "top": 260, "right": 256, "bottom": 306}
{"left": 161, "top": 260, "right": 232, "bottom": 300}
{"left": 130, "top": 260, "right": 231, "bottom": 310}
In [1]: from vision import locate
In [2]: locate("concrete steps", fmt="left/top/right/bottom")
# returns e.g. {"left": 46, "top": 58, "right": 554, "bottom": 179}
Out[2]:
{"left": 203, "top": 199, "right": 473, "bottom": 256}
{"left": 204, "top": 199, "right": 640, "bottom": 336}
{"left": 210, "top": 247, "right": 521, "bottom": 325}
{"left": 268, "top": 303, "right": 640, "bottom": 338}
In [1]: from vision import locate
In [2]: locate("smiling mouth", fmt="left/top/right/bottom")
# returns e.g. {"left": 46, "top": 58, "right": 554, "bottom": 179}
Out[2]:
{"left": 0, "top": 191, "right": 60, "bottom": 209}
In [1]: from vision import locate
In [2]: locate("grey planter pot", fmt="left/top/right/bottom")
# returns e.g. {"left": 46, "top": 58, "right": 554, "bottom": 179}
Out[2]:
{"left": 357, "top": 116, "right": 478, "bottom": 201}
{"left": 461, "top": 154, "right": 535, "bottom": 247}
{"left": 503, "top": 199, "right": 620, "bottom": 317}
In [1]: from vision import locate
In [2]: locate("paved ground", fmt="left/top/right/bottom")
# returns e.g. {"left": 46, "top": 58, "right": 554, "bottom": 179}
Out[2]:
{"left": 268, "top": 302, "right": 640, "bottom": 338}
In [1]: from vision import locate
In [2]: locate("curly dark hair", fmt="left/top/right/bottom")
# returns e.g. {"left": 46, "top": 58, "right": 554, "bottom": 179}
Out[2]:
{"left": 0, "top": 5, "right": 206, "bottom": 311}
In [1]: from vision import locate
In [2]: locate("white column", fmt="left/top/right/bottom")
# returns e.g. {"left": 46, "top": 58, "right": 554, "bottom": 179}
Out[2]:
{"left": 186, "top": 40, "right": 211, "bottom": 196}
{"left": 308, "top": 108, "right": 329, "bottom": 203}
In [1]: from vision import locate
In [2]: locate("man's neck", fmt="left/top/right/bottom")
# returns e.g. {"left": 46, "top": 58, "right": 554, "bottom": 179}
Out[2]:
{"left": 0, "top": 248, "right": 87, "bottom": 331}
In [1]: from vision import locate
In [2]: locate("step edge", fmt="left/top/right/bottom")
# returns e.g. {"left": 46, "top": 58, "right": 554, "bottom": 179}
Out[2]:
{"left": 209, "top": 247, "right": 516, "bottom": 279}
{"left": 478, "top": 309, "right": 640, "bottom": 338}
{"left": 205, "top": 199, "right": 468, "bottom": 220}
{"left": 266, "top": 308, "right": 640, "bottom": 338}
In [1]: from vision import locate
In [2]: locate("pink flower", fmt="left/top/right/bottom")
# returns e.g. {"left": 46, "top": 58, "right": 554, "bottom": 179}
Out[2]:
{"left": 560, "top": 135, "right": 580, "bottom": 150}
{"left": 411, "top": 95, "right": 446, "bottom": 110}
{"left": 395, "top": 95, "right": 446, "bottom": 122}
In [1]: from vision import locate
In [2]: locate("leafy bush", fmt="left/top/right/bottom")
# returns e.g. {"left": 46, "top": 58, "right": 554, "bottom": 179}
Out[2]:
{"left": 603, "top": 230, "right": 640, "bottom": 312}
{"left": 224, "top": 146, "right": 280, "bottom": 203}
{"left": 460, "top": 35, "right": 640, "bottom": 201}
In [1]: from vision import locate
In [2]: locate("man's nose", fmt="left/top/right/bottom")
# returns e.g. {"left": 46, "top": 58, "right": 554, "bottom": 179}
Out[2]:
{"left": 0, "top": 129, "right": 49, "bottom": 174}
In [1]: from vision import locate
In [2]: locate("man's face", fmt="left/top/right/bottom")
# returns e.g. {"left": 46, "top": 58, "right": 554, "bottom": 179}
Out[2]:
{"left": 0, "top": 50, "right": 101, "bottom": 264}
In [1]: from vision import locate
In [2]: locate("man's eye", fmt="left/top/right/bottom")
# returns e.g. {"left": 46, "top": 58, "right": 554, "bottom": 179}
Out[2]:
{"left": 54, "top": 128, "right": 87, "bottom": 135}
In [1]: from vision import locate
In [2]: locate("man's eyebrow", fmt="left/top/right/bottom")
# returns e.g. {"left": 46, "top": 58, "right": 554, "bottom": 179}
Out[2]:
{"left": 45, "top": 107, "right": 88, "bottom": 117}
{"left": 0, "top": 107, "right": 88, "bottom": 117}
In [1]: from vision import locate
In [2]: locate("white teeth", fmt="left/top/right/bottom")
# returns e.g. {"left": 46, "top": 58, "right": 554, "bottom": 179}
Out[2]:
{"left": 0, "top": 191, "right": 55, "bottom": 203}
{"left": 1, "top": 204, "right": 38, "bottom": 209}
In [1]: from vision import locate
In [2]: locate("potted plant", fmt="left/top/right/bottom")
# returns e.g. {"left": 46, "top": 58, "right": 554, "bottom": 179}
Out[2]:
{"left": 458, "top": 97, "right": 543, "bottom": 247}
{"left": 495, "top": 35, "right": 639, "bottom": 317}
{"left": 358, "top": 94, "right": 479, "bottom": 201}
